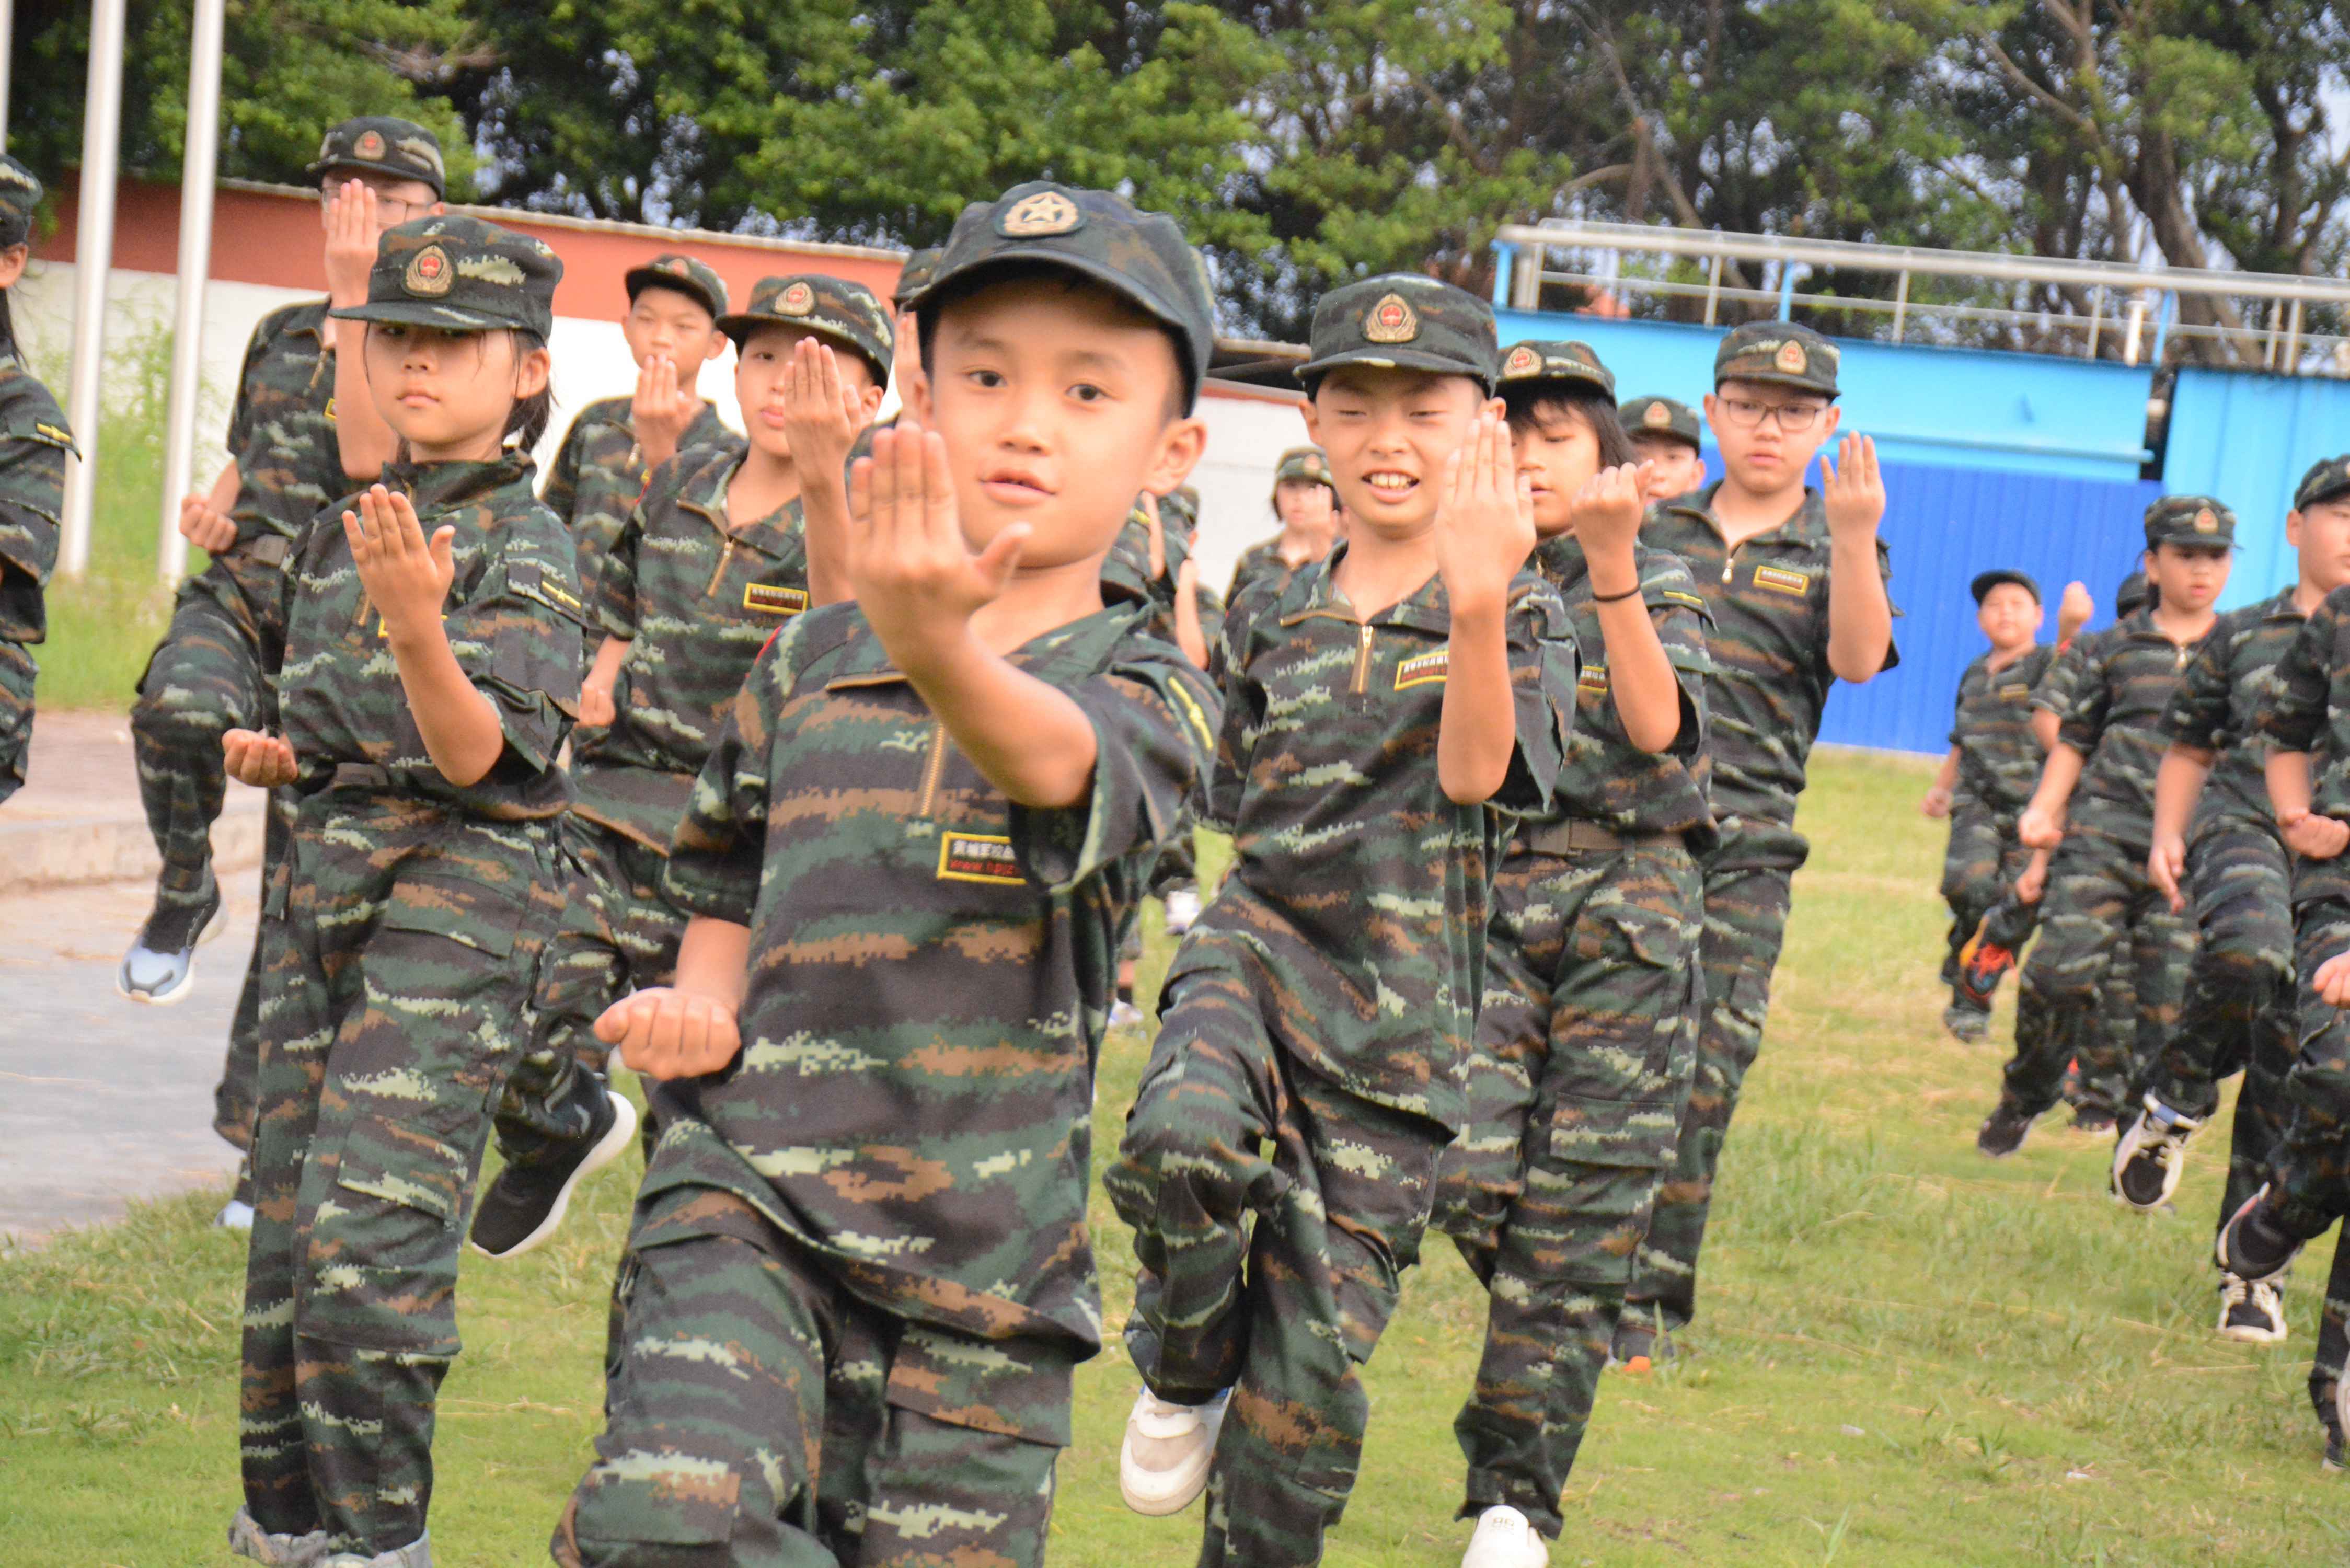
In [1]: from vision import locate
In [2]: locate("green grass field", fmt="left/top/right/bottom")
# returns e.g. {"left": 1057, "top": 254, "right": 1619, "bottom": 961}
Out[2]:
{"left": 4, "top": 752, "right": 2345, "bottom": 1565}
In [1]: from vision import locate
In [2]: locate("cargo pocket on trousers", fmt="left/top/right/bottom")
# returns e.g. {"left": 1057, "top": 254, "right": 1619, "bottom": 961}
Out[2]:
{"left": 309, "top": 1111, "right": 474, "bottom": 1357}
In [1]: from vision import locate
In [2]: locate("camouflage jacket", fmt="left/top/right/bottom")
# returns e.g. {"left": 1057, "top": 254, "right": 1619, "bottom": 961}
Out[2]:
{"left": 542, "top": 394, "right": 740, "bottom": 598}
{"left": 2046, "top": 606, "right": 2208, "bottom": 847}
{"left": 1186, "top": 547, "right": 1579, "bottom": 1129}
{"left": 275, "top": 453, "right": 588, "bottom": 821}
{"left": 2161, "top": 587, "right": 2306, "bottom": 839}
{"left": 193, "top": 301, "right": 351, "bottom": 638}
{"left": 2249, "top": 584, "right": 2350, "bottom": 902}
{"left": 0, "top": 352, "right": 71, "bottom": 643}
{"left": 1641, "top": 482, "right": 1897, "bottom": 869}
{"left": 1226, "top": 535, "right": 1329, "bottom": 610}
{"left": 1521, "top": 533, "right": 1715, "bottom": 850}
{"left": 656, "top": 599, "right": 1216, "bottom": 1380}
{"left": 1102, "top": 492, "right": 1227, "bottom": 668}
{"left": 571, "top": 446, "right": 809, "bottom": 851}
{"left": 1949, "top": 644, "right": 2055, "bottom": 811}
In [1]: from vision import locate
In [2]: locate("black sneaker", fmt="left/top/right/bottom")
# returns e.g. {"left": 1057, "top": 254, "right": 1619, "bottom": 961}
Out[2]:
{"left": 2070, "top": 1104, "right": 2117, "bottom": 1135}
{"left": 1942, "top": 997, "right": 1990, "bottom": 1043}
{"left": 2216, "top": 1184, "right": 2306, "bottom": 1284}
{"left": 118, "top": 885, "right": 227, "bottom": 1006}
{"left": 469, "top": 1085, "right": 639, "bottom": 1259}
{"left": 1608, "top": 1316, "right": 1677, "bottom": 1373}
{"left": 2111, "top": 1096, "right": 2199, "bottom": 1211}
{"left": 1977, "top": 1103, "right": 2034, "bottom": 1158}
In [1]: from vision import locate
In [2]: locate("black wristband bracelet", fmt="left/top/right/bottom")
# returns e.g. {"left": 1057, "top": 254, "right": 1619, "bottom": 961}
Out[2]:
{"left": 1590, "top": 583, "right": 1642, "bottom": 604}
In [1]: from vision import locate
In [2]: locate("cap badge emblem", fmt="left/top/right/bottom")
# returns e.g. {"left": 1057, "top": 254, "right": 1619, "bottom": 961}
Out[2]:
{"left": 1000, "top": 191, "right": 1081, "bottom": 237}
{"left": 402, "top": 245, "right": 452, "bottom": 297}
{"left": 353, "top": 129, "right": 386, "bottom": 161}
{"left": 1775, "top": 339, "right": 1807, "bottom": 374}
{"left": 778, "top": 281, "right": 815, "bottom": 317}
{"left": 1365, "top": 293, "right": 1419, "bottom": 344}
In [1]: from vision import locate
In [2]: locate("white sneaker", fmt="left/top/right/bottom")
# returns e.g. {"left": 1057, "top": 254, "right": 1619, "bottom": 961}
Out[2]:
{"left": 215, "top": 1198, "right": 256, "bottom": 1231}
{"left": 2216, "top": 1272, "right": 2288, "bottom": 1344}
{"left": 2111, "top": 1095, "right": 2199, "bottom": 1211}
{"left": 1119, "top": 1387, "right": 1228, "bottom": 1515}
{"left": 1109, "top": 999, "right": 1146, "bottom": 1030}
{"left": 1461, "top": 1504, "right": 1549, "bottom": 1568}
{"left": 1163, "top": 886, "right": 1202, "bottom": 935}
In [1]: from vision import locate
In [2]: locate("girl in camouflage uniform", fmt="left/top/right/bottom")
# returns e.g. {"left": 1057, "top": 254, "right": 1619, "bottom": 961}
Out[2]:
{"left": 0, "top": 156, "right": 72, "bottom": 808}
{"left": 220, "top": 217, "right": 585, "bottom": 1568}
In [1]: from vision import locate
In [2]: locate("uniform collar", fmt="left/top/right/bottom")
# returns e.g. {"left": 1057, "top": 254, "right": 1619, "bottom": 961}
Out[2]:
{"left": 380, "top": 451, "right": 536, "bottom": 517}
{"left": 2261, "top": 584, "right": 2311, "bottom": 621}
{"left": 1283, "top": 539, "right": 1454, "bottom": 635}
{"left": 677, "top": 448, "right": 804, "bottom": 560}
{"left": 823, "top": 598, "right": 1154, "bottom": 690}
{"left": 1664, "top": 479, "right": 1827, "bottom": 548}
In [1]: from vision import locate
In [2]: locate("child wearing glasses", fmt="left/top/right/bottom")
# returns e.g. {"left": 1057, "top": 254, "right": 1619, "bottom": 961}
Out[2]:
{"left": 1620, "top": 321, "right": 1896, "bottom": 1369}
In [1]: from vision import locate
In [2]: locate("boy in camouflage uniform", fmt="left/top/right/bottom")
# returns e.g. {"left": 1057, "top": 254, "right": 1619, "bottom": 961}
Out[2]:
{"left": 1620, "top": 322, "right": 1896, "bottom": 1364}
{"left": 468, "top": 275, "right": 893, "bottom": 1260}
{"left": 1226, "top": 444, "right": 1339, "bottom": 608}
{"left": 1107, "top": 275, "right": 1580, "bottom": 1567}
{"left": 1434, "top": 340, "right": 1714, "bottom": 1568}
{"left": 2225, "top": 546, "right": 2350, "bottom": 1466}
{"left": 0, "top": 157, "right": 73, "bottom": 805}
{"left": 1978, "top": 500, "right": 2233, "bottom": 1157}
{"left": 1618, "top": 394, "right": 1708, "bottom": 505}
{"left": 541, "top": 253, "right": 740, "bottom": 595}
{"left": 124, "top": 116, "right": 446, "bottom": 1012}
{"left": 1921, "top": 570, "right": 2052, "bottom": 1041}
{"left": 221, "top": 216, "right": 584, "bottom": 1568}
{"left": 551, "top": 182, "right": 1218, "bottom": 1568}
{"left": 2124, "top": 462, "right": 2350, "bottom": 1355}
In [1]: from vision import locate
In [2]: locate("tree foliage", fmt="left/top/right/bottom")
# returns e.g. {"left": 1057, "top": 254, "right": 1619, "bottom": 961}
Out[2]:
{"left": 11, "top": 0, "right": 2348, "bottom": 340}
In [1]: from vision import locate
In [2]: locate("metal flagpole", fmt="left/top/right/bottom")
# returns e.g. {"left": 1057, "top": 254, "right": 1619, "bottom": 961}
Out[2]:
{"left": 158, "top": 0, "right": 225, "bottom": 581}
{"left": 57, "top": 0, "right": 128, "bottom": 579}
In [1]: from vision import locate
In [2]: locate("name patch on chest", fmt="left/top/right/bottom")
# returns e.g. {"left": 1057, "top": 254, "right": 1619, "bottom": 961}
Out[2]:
{"left": 744, "top": 583, "right": 809, "bottom": 616}
{"left": 1997, "top": 682, "right": 2032, "bottom": 699}
{"left": 938, "top": 833, "right": 1024, "bottom": 886}
{"left": 1752, "top": 564, "right": 1811, "bottom": 597}
{"left": 1394, "top": 650, "right": 1449, "bottom": 690}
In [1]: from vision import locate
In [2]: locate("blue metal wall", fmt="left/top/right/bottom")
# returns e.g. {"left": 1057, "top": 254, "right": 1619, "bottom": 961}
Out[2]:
{"left": 2162, "top": 368, "right": 2350, "bottom": 611}
{"left": 1817, "top": 463, "right": 2160, "bottom": 755}
{"left": 1493, "top": 309, "right": 2158, "bottom": 482}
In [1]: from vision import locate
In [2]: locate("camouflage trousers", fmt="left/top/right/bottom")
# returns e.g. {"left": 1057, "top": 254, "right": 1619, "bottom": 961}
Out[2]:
{"left": 0, "top": 636, "right": 33, "bottom": 804}
{"left": 239, "top": 784, "right": 559, "bottom": 1555}
{"left": 213, "top": 789, "right": 297, "bottom": 1155}
{"left": 1623, "top": 860, "right": 1792, "bottom": 1334}
{"left": 2267, "top": 901, "right": 2350, "bottom": 1239}
{"left": 555, "top": 1179, "right": 1063, "bottom": 1567}
{"left": 1939, "top": 794, "right": 2031, "bottom": 985}
{"left": 2004, "top": 827, "right": 2194, "bottom": 1119}
{"left": 496, "top": 813, "right": 683, "bottom": 1166}
{"left": 1431, "top": 840, "right": 1701, "bottom": 1537}
{"left": 2312, "top": 1235, "right": 2350, "bottom": 1448}
{"left": 1106, "top": 945, "right": 1449, "bottom": 1568}
{"left": 131, "top": 583, "right": 269, "bottom": 909}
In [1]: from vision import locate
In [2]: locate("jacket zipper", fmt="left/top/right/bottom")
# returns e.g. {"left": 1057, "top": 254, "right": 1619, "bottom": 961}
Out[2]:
{"left": 705, "top": 537, "right": 738, "bottom": 598}
{"left": 1350, "top": 622, "right": 1375, "bottom": 694}
{"left": 915, "top": 722, "right": 949, "bottom": 817}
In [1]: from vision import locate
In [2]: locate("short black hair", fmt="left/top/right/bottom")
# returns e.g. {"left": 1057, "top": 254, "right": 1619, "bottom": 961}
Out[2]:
{"left": 918, "top": 261, "right": 1193, "bottom": 421}
{"left": 504, "top": 330, "right": 552, "bottom": 452}
{"left": 1501, "top": 384, "right": 1636, "bottom": 469}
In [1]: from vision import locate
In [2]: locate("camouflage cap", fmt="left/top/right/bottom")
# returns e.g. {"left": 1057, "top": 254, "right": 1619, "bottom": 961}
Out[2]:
{"left": 911, "top": 182, "right": 1216, "bottom": 404}
{"left": 303, "top": 116, "right": 446, "bottom": 201}
{"left": 330, "top": 215, "right": 560, "bottom": 337}
{"left": 2294, "top": 455, "right": 2350, "bottom": 513}
{"left": 893, "top": 246, "right": 943, "bottom": 310}
{"left": 624, "top": 253, "right": 727, "bottom": 320}
{"left": 2115, "top": 570, "right": 2152, "bottom": 616}
{"left": 1969, "top": 568, "right": 2041, "bottom": 606}
{"left": 0, "top": 156, "right": 42, "bottom": 247}
{"left": 1273, "top": 445, "right": 1335, "bottom": 491}
{"left": 1297, "top": 274, "right": 1499, "bottom": 392}
{"left": 1497, "top": 339, "right": 1615, "bottom": 400}
{"left": 1714, "top": 320, "right": 1840, "bottom": 397}
{"left": 1620, "top": 394, "right": 1701, "bottom": 449}
{"left": 717, "top": 274, "right": 895, "bottom": 386}
{"left": 2145, "top": 494, "right": 2237, "bottom": 549}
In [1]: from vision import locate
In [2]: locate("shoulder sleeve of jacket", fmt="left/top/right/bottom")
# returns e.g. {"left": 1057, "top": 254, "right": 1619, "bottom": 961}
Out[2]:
{"left": 2253, "top": 595, "right": 2340, "bottom": 754}
{"left": 663, "top": 613, "right": 808, "bottom": 925}
{"left": 445, "top": 512, "right": 590, "bottom": 772}
{"left": 2056, "top": 637, "right": 2118, "bottom": 755}
{"left": 1012, "top": 629, "right": 1222, "bottom": 896}
{"left": 0, "top": 394, "right": 70, "bottom": 586}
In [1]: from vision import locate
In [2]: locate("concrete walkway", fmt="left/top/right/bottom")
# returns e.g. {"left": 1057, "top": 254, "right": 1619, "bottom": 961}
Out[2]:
{"left": 0, "top": 711, "right": 264, "bottom": 1246}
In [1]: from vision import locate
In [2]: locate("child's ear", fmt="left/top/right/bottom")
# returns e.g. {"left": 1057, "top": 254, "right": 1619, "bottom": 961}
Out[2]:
{"left": 1300, "top": 396, "right": 1322, "bottom": 444}
{"left": 1819, "top": 403, "right": 1843, "bottom": 441}
{"left": 515, "top": 341, "right": 552, "bottom": 399}
{"left": 703, "top": 335, "right": 728, "bottom": 366}
{"left": 904, "top": 360, "right": 935, "bottom": 425}
{"left": 858, "top": 380, "right": 886, "bottom": 423}
{"left": 1142, "top": 415, "right": 1208, "bottom": 498}
{"left": 0, "top": 244, "right": 28, "bottom": 291}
